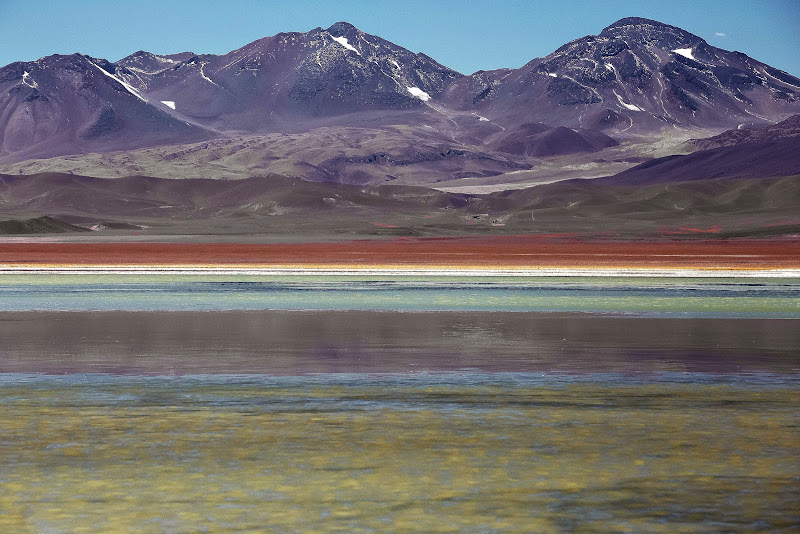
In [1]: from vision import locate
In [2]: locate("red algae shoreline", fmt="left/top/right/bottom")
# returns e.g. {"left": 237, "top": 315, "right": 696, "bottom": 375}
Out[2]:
{"left": 0, "top": 237, "right": 799, "bottom": 270}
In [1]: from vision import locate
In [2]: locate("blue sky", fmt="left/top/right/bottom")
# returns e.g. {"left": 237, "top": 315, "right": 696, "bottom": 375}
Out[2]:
{"left": 1, "top": 0, "right": 798, "bottom": 75}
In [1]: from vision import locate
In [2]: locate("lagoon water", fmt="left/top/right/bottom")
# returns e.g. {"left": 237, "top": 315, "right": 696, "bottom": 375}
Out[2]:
{"left": 1, "top": 273, "right": 799, "bottom": 316}
{"left": 1, "top": 274, "right": 799, "bottom": 531}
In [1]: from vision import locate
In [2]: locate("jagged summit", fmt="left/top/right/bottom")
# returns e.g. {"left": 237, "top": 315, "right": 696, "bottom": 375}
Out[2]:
{"left": 599, "top": 16, "right": 702, "bottom": 49}
{"left": 326, "top": 21, "right": 359, "bottom": 36}
{"left": 602, "top": 17, "right": 683, "bottom": 33}
{"left": 127, "top": 50, "right": 160, "bottom": 59}
{"left": 117, "top": 50, "right": 197, "bottom": 74}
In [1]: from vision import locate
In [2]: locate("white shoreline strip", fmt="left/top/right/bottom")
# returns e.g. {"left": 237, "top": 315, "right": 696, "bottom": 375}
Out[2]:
{"left": 1, "top": 267, "right": 799, "bottom": 278}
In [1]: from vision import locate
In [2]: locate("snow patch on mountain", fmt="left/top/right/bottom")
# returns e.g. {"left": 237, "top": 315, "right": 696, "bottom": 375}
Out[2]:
{"left": 22, "top": 71, "right": 38, "bottom": 88}
{"left": 407, "top": 86, "right": 431, "bottom": 101}
{"left": 614, "top": 90, "right": 643, "bottom": 111}
{"left": 672, "top": 48, "right": 695, "bottom": 60}
{"left": 199, "top": 63, "right": 219, "bottom": 86}
{"left": 762, "top": 68, "right": 800, "bottom": 89}
{"left": 89, "top": 60, "right": 148, "bottom": 103}
{"left": 604, "top": 62, "right": 619, "bottom": 80}
{"left": 331, "top": 36, "right": 360, "bottom": 55}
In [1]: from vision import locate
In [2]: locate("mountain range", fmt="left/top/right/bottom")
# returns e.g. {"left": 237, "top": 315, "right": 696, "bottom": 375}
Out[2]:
{"left": 0, "top": 17, "right": 798, "bottom": 238}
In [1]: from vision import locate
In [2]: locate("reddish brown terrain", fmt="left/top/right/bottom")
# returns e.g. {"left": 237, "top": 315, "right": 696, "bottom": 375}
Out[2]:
{"left": 1, "top": 237, "right": 798, "bottom": 269}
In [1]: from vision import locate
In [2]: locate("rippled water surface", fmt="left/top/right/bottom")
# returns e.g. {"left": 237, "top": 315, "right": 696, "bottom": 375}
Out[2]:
{"left": 1, "top": 274, "right": 798, "bottom": 532}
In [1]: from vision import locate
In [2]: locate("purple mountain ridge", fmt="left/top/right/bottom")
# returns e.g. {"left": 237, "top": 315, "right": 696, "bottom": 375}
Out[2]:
{"left": 443, "top": 17, "right": 800, "bottom": 132}
{"left": 1, "top": 17, "right": 798, "bottom": 169}
{"left": 0, "top": 54, "right": 210, "bottom": 161}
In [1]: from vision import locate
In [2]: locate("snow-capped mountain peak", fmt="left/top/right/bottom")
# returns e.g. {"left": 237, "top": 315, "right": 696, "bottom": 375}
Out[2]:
{"left": 1, "top": 17, "right": 798, "bottom": 164}
{"left": 443, "top": 16, "right": 800, "bottom": 133}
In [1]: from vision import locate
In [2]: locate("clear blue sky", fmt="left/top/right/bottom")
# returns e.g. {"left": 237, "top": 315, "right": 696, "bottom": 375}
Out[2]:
{"left": 1, "top": 0, "right": 798, "bottom": 75}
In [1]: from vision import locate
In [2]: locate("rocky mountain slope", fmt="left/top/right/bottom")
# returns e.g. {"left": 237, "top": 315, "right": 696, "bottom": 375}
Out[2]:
{"left": 114, "top": 22, "right": 462, "bottom": 129}
{"left": 444, "top": 17, "right": 800, "bottom": 133}
{"left": 0, "top": 54, "right": 210, "bottom": 162}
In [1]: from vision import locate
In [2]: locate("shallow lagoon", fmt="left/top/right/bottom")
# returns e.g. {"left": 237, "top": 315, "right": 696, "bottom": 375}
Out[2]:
{"left": 1, "top": 274, "right": 798, "bottom": 531}
{"left": 1, "top": 274, "right": 799, "bottom": 317}
{"left": 2, "top": 373, "right": 799, "bottom": 532}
